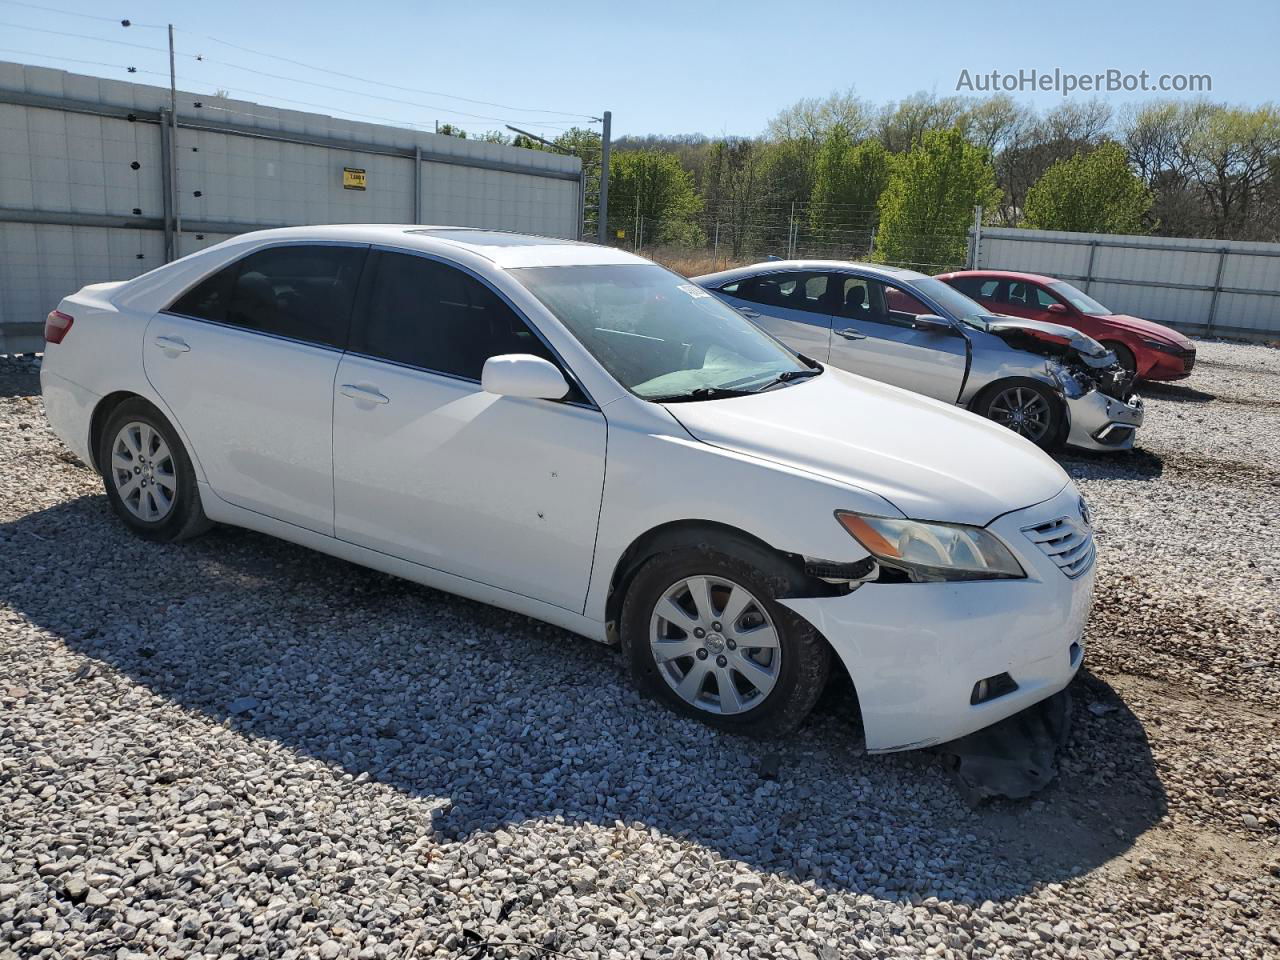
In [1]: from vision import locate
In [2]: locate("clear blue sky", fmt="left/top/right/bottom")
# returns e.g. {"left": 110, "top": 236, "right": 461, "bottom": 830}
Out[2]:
{"left": 0, "top": 0, "right": 1275, "bottom": 138}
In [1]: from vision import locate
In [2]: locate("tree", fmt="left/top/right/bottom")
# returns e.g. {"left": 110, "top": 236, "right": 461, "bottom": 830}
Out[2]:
{"left": 1024, "top": 143, "right": 1153, "bottom": 234}
{"left": 606, "top": 150, "right": 703, "bottom": 246}
{"left": 808, "top": 130, "right": 890, "bottom": 250}
{"left": 874, "top": 127, "right": 1001, "bottom": 270}
{"left": 436, "top": 123, "right": 467, "bottom": 139}
{"left": 875, "top": 92, "right": 968, "bottom": 152}
{"left": 1186, "top": 105, "right": 1280, "bottom": 238}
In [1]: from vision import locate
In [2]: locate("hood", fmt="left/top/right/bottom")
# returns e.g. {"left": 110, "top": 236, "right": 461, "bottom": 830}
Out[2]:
{"left": 981, "top": 315, "right": 1109, "bottom": 359}
{"left": 1099, "top": 313, "right": 1194, "bottom": 347}
{"left": 663, "top": 367, "right": 1069, "bottom": 527}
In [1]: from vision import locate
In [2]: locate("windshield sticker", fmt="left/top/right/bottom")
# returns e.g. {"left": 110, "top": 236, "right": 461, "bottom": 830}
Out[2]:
{"left": 677, "top": 283, "right": 711, "bottom": 299}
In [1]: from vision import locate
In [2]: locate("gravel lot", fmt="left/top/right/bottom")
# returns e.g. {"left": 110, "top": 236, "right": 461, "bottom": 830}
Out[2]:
{"left": 1, "top": 341, "right": 1277, "bottom": 959}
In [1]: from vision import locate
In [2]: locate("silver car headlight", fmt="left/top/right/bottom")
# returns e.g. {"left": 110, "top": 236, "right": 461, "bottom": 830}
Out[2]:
{"left": 1045, "top": 360, "right": 1090, "bottom": 399}
{"left": 836, "top": 512, "right": 1026, "bottom": 582}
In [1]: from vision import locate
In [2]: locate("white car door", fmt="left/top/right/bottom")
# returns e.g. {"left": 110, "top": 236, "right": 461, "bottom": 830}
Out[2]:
{"left": 144, "top": 243, "right": 368, "bottom": 535}
{"left": 712, "top": 272, "right": 832, "bottom": 362}
{"left": 331, "top": 250, "right": 606, "bottom": 613}
{"left": 827, "top": 275, "right": 967, "bottom": 403}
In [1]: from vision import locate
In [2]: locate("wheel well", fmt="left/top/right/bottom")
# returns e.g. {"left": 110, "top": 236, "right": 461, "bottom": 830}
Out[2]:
{"left": 603, "top": 520, "right": 816, "bottom": 642}
{"left": 603, "top": 519, "right": 859, "bottom": 714}
{"left": 87, "top": 391, "right": 148, "bottom": 472}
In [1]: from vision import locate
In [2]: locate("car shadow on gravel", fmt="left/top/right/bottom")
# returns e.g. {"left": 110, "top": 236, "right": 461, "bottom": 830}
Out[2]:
{"left": 1139, "top": 382, "right": 1217, "bottom": 403}
{"left": 1060, "top": 447, "right": 1165, "bottom": 481}
{"left": 1, "top": 495, "right": 1168, "bottom": 903}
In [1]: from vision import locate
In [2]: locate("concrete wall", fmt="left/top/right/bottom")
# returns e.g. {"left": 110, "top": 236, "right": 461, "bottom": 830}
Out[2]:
{"left": 0, "top": 61, "right": 583, "bottom": 353}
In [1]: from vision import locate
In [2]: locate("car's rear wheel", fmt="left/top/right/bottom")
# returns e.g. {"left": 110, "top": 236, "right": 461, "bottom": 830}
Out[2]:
{"left": 977, "top": 379, "right": 1064, "bottom": 451}
{"left": 620, "top": 539, "right": 830, "bottom": 738}
{"left": 98, "top": 399, "right": 211, "bottom": 542}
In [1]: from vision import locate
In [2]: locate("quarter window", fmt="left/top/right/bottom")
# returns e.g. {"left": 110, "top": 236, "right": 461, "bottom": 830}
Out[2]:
{"left": 168, "top": 244, "right": 367, "bottom": 349}
{"left": 353, "top": 252, "right": 582, "bottom": 400}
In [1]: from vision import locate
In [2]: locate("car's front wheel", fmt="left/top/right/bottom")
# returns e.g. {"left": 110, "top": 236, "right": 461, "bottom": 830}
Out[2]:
{"left": 98, "top": 398, "right": 211, "bottom": 542}
{"left": 620, "top": 538, "right": 831, "bottom": 738}
{"left": 976, "top": 379, "right": 1065, "bottom": 451}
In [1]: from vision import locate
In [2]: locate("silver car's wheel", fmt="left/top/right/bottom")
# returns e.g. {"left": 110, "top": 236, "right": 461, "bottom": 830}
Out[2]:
{"left": 110, "top": 420, "right": 178, "bottom": 522}
{"left": 987, "top": 385, "right": 1053, "bottom": 443}
{"left": 649, "top": 575, "right": 781, "bottom": 715}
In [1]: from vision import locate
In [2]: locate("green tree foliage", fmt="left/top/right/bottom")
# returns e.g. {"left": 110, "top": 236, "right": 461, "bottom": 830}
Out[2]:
{"left": 808, "top": 130, "right": 890, "bottom": 247}
{"left": 1024, "top": 142, "right": 1153, "bottom": 234}
{"left": 874, "top": 128, "right": 1001, "bottom": 270}
{"left": 607, "top": 150, "right": 704, "bottom": 245}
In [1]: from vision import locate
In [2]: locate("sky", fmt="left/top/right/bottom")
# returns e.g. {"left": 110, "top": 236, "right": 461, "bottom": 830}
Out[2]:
{"left": 0, "top": 0, "right": 1276, "bottom": 139}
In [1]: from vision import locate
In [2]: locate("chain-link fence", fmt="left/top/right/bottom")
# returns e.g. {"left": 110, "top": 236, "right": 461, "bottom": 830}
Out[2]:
{"left": 586, "top": 201, "right": 972, "bottom": 277}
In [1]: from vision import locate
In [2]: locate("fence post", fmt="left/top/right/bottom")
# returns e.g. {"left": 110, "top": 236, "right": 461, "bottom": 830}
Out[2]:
{"left": 713, "top": 222, "right": 720, "bottom": 268}
{"left": 413, "top": 145, "right": 422, "bottom": 224}
{"left": 967, "top": 205, "right": 983, "bottom": 269}
{"left": 1083, "top": 240, "right": 1099, "bottom": 293}
{"left": 158, "top": 107, "right": 175, "bottom": 262}
{"left": 1207, "top": 247, "right": 1228, "bottom": 337}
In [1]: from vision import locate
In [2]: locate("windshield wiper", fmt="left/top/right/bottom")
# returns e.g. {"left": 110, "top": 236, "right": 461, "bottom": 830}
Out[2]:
{"left": 648, "top": 386, "right": 757, "bottom": 403}
{"left": 753, "top": 367, "right": 823, "bottom": 392}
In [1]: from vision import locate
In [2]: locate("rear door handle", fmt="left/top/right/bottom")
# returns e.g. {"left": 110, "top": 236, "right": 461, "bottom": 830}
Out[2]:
{"left": 152, "top": 335, "right": 190, "bottom": 353}
{"left": 834, "top": 327, "right": 866, "bottom": 340}
{"left": 736, "top": 306, "right": 761, "bottom": 318}
{"left": 339, "top": 384, "right": 390, "bottom": 405}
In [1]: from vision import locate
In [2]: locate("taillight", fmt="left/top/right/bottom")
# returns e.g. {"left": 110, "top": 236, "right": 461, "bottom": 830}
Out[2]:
{"left": 44, "top": 309, "right": 74, "bottom": 344}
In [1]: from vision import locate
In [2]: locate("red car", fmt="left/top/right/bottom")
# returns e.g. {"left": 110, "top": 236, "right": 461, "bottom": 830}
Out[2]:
{"left": 935, "top": 270, "right": 1197, "bottom": 382}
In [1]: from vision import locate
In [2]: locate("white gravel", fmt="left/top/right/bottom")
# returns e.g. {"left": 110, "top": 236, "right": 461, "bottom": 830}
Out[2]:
{"left": 1, "top": 342, "right": 1277, "bottom": 959}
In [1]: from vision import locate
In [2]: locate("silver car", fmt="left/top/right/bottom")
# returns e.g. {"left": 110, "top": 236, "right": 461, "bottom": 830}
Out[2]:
{"left": 694, "top": 261, "right": 1144, "bottom": 452}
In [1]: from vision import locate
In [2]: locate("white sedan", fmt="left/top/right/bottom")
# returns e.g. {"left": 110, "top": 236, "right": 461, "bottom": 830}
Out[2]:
{"left": 40, "top": 226, "right": 1093, "bottom": 752}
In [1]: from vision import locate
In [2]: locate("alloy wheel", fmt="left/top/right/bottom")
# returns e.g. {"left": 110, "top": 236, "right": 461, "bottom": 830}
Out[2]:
{"left": 649, "top": 575, "right": 781, "bottom": 715}
{"left": 111, "top": 421, "right": 177, "bottom": 522}
{"left": 988, "top": 386, "right": 1052, "bottom": 442}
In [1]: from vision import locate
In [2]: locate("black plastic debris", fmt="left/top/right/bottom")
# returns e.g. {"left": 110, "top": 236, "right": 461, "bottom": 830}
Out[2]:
{"left": 937, "top": 689, "right": 1072, "bottom": 805}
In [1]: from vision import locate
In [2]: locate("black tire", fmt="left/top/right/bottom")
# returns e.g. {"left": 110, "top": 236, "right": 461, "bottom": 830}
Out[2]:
{"left": 97, "top": 398, "right": 211, "bottom": 542}
{"left": 975, "top": 378, "right": 1066, "bottom": 451}
{"left": 619, "top": 536, "right": 831, "bottom": 738}
{"left": 1104, "top": 341, "right": 1138, "bottom": 380}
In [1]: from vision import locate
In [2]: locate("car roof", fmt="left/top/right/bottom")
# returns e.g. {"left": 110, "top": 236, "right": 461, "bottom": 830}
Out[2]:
{"left": 694, "top": 259, "right": 931, "bottom": 285}
{"left": 217, "top": 224, "right": 649, "bottom": 269}
{"left": 938, "top": 269, "right": 1061, "bottom": 285}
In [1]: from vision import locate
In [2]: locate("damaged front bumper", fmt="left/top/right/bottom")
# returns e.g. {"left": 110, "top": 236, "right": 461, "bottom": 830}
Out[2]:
{"left": 1065, "top": 389, "right": 1144, "bottom": 451}
{"left": 781, "top": 484, "right": 1092, "bottom": 753}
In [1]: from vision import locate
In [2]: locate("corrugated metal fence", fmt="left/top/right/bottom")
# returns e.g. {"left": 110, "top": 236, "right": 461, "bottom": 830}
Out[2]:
{"left": 0, "top": 61, "right": 584, "bottom": 354}
{"left": 971, "top": 226, "right": 1280, "bottom": 341}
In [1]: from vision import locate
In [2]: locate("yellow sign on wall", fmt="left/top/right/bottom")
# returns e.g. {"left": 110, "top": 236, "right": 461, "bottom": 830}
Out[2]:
{"left": 342, "top": 167, "right": 367, "bottom": 191}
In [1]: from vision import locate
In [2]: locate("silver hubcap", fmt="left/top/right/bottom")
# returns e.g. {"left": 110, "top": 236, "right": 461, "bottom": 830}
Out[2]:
{"left": 989, "top": 387, "right": 1052, "bottom": 441}
{"left": 649, "top": 575, "right": 781, "bottom": 715}
{"left": 111, "top": 421, "right": 177, "bottom": 522}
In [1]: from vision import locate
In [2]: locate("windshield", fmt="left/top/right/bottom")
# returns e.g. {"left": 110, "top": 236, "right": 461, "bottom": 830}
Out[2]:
{"left": 509, "top": 264, "right": 812, "bottom": 400}
{"left": 909, "top": 276, "right": 989, "bottom": 328}
{"left": 1049, "top": 281, "right": 1111, "bottom": 315}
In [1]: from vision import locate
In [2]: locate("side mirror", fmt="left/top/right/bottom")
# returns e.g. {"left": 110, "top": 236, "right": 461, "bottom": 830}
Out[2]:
{"left": 911, "top": 313, "right": 953, "bottom": 334}
{"left": 481, "top": 354, "right": 570, "bottom": 400}
{"left": 1047, "top": 302, "right": 1069, "bottom": 314}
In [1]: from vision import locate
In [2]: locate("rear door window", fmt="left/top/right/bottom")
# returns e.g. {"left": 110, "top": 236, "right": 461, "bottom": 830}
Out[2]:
{"left": 169, "top": 244, "right": 367, "bottom": 349}
{"left": 729, "top": 272, "right": 830, "bottom": 315}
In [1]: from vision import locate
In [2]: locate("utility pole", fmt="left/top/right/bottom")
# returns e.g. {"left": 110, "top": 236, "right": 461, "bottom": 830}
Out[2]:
{"left": 596, "top": 110, "right": 611, "bottom": 245}
{"left": 168, "top": 24, "right": 181, "bottom": 257}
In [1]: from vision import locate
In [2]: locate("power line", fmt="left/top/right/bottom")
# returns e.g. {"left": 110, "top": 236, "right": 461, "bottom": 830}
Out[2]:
{"left": 0, "top": 0, "right": 164, "bottom": 28}
{"left": 195, "top": 32, "right": 597, "bottom": 120}
{"left": 0, "top": 18, "right": 594, "bottom": 129}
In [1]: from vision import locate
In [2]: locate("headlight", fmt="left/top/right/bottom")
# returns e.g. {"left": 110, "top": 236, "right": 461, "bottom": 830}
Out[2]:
{"left": 835, "top": 512, "right": 1025, "bottom": 582}
{"left": 1140, "top": 337, "right": 1183, "bottom": 356}
{"left": 1045, "top": 360, "right": 1089, "bottom": 399}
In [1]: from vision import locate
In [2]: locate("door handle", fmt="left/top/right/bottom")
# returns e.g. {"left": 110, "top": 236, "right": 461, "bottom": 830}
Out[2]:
{"left": 834, "top": 327, "right": 866, "bottom": 340}
{"left": 152, "top": 335, "right": 190, "bottom": 354}
{"left": 339, "top": 384, "right": 390, "bottom": 405}
{"left": 736, "top": 306, "right": 761, "bottom": 318}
